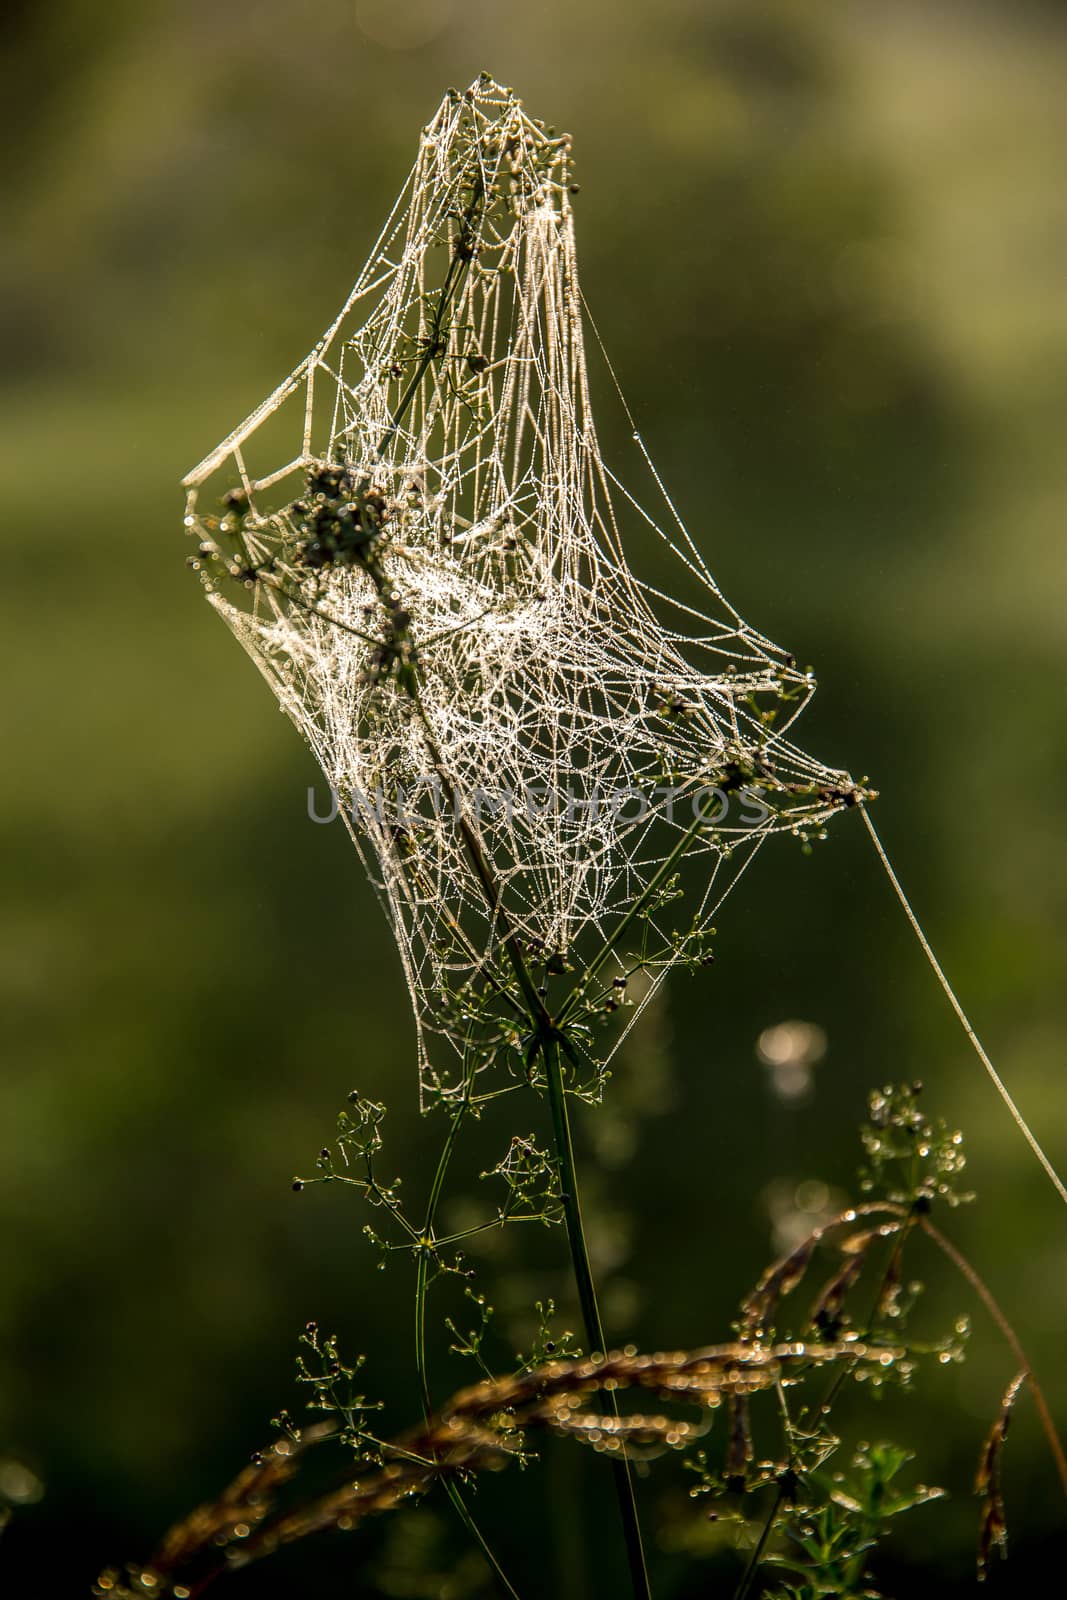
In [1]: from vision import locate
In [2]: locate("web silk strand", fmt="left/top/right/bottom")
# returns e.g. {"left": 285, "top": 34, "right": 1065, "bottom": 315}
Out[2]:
{"left": 861, "top": 804, "right": 1067, "bottom": 1208}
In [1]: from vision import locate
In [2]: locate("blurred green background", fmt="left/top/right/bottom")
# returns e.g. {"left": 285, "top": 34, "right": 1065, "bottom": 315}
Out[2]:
{"left": 3, "top": 0, "right": 1067, "bottom": 1594}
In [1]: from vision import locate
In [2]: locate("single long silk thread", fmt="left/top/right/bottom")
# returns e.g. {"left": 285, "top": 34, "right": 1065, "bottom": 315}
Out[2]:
{"left": 861, "top": 803, "right": 1067, "bottom": 1207}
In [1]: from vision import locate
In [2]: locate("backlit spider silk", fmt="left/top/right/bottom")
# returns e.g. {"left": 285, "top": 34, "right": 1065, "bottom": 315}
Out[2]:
{"left": 183, "top": 76, "right": 870, "bottom": 1104}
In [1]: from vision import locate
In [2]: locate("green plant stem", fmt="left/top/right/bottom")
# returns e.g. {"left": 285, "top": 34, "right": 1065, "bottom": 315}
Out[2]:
{"left": 413, "top": 1054, "right": 524, "bottom": 1600}
{"left": 542, "top": 1034, "right": 652, "bottom": 1600}
{"left": 372, "top": 237, "right": 655, "bottom": 1589}
{"left": 404, "top": 704, "right": 653, "bottom": 1596}
{"left": 733, "top": 1482, "right": 785, "bottom": 1600}
{"left": 415, "top": 1095, "right": 472, "bottom": 1414}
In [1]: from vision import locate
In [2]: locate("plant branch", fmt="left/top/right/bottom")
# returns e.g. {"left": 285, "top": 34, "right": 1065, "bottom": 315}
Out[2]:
{"left": 540, "top": 1033, "right": 652, "bottom": 1599}
{"left": 918, "top": 1216, "right": 1067, "bottom": 1501}
{"left": 104, "top": 1340, "right": 894, "bottom": 1599}
{"left": 413, "top": 1041, "right": 524, "bottom": 1600}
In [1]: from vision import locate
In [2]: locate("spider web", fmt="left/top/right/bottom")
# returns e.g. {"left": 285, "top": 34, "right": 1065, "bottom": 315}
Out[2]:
{"left": 183, "top": 75, "right": 870, "bottom": 1104}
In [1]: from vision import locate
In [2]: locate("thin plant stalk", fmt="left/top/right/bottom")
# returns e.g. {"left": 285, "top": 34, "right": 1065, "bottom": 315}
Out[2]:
{"left": 541, "top": 1032, "right": 652, "bottom": 1600}
{"left": 918, "top": 1216, "right": 1067, "bottom": 1500}
{"left": 405, "top": 692, "right": 653, "bottom": 1596}
{"left": 412, "top": 1043, "right": 523, "bottom": 1600}
{"left": 732, "top": 1482, "right": 785, "bottom": 1600}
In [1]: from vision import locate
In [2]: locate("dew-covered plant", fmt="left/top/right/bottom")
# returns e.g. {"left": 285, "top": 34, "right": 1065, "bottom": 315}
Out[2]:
{"left": 177, "top": 74, "right": 873, "bottom": 1600}
{"left": 93, "top": 73, "right": 1067, "bottom": 1600}
{"left": 97, "top": 1083, "right": 1065, "bottom": 1599}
